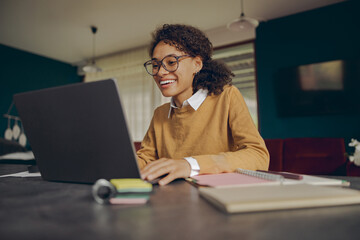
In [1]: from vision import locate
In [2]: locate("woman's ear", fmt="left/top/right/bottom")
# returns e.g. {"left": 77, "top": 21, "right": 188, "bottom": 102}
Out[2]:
{"left": 193, "top": 56, "right": 203, "bottom": 73}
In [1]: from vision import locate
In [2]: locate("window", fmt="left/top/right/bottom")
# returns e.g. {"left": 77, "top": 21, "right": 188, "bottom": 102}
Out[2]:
{"left": 213, "top": 41, "right": 258, "bottom": 127}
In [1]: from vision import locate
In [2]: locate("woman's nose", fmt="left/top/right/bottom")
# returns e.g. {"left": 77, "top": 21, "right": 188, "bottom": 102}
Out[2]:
{"left": 157, "top": 64, "right": 169, "bottom": 76}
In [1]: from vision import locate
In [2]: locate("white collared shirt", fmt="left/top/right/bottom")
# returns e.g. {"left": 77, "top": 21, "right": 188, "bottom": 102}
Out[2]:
{"left": 168, "top": 88, "right": 208, "bottom": 176}
{"left": 168, "top": 88, "right": 208, "bottom": 118}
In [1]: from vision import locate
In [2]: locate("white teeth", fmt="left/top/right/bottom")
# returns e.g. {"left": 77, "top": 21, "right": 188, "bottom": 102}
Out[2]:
{"left": 160, "top": 80, "right": 175, "bottom": 85}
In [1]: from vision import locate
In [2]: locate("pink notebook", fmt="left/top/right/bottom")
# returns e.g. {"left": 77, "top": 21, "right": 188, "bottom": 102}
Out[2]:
{"left": 191, "top": 173, "right": 280, "bottom": 188}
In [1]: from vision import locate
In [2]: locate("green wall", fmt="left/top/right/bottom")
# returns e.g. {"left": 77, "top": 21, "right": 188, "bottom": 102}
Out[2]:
{"left": 0, "top": 44, "right": 82, "bottom": 137}
{"left": 256, "top": 1, "right": 360, "bottom": 146}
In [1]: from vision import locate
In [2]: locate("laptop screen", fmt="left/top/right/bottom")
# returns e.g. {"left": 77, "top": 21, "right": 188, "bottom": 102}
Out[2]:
{"left": 14, "top": 79, "right": 141, "bottom": 183}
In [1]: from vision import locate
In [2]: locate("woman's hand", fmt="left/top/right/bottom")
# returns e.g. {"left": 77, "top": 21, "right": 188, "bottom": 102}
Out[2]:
{"left": 141, "top": 158, "right": 191, "bottom": 185}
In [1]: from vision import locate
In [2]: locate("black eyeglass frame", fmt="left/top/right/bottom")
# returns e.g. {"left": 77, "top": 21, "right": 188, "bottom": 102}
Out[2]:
{"left": 143, "top": 54, "right": 191, "bottom": 76}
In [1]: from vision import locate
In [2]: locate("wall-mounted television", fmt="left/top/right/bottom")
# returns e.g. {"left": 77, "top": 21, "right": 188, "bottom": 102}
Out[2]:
{"left": 274, "top": 59, "right": 360, "bottom": 117}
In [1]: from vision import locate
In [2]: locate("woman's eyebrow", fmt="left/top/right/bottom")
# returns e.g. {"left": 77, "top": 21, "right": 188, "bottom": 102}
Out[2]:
{"left": 152, "top": 54, "right": 178, "bottom": 60}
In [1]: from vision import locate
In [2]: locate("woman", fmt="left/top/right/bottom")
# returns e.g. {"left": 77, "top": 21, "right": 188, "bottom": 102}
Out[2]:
{"left": 138, "top": 24, "right": 269, "bottom": 185}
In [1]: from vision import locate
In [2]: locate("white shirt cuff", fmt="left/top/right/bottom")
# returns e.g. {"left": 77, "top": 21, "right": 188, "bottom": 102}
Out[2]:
{"left": 184, "top": 157, "right": 200, "bottom": 177}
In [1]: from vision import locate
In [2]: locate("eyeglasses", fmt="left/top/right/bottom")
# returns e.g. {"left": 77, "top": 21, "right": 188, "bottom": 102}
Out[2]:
{"left": 143, "top": 55, "right": 191, "bottom": 76}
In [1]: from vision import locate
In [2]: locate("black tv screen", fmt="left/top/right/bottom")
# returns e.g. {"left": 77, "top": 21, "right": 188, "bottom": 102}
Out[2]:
{"left": 274, "top": 59, "right": 360, "bottom": 117}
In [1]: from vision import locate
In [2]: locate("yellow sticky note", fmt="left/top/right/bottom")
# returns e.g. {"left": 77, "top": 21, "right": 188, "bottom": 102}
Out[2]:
{"left": 110, "top": 178, "right": 152, "bottom": 193}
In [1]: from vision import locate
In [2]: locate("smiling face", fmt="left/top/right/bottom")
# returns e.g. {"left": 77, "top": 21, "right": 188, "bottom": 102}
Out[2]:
{"left": 152, "top": 41, "right": 202, "bottom": 107}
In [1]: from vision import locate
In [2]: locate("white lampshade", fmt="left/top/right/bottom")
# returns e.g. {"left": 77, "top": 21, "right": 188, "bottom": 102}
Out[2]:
{"left": 83, "top": 63, "right": 102, "bottom": 73}
{"left": 227, "top": 0, "right": 259, "bottom": 32}
{"left": 227, "top": 16, "right": 259, "bottom": 32}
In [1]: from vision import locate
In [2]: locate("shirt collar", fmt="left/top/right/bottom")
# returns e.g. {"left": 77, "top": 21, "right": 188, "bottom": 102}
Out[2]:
{"left": 168, "top": 88, "right": 209, "bottom": 118}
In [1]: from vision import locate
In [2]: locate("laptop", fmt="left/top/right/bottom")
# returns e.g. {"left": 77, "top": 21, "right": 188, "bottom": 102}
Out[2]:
{"left": 13, "top": 79, "right": 141, "bottom": 184}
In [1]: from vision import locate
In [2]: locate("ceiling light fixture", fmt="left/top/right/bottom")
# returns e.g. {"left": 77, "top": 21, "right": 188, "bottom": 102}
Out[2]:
{"left": 227, "top": 0, "right": 259, "bottom": 32}
{"left": 83, "top": 26, "right": 102, "bottom": 73}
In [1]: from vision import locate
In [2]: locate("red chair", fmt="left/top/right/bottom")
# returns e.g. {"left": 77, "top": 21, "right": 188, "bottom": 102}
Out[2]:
{"left": 346, "top": 162, "right": 360, "bottom": 176}
{"left": 264, "top": 139, "right": 284, "bottom": 171}
{"left": 282, "top": 138, "right": 346, "bottom": 175}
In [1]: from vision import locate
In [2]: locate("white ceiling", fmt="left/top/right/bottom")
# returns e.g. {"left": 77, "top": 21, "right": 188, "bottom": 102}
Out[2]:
{"left": 0, "top": 0, "right": 345, "bottom": 66}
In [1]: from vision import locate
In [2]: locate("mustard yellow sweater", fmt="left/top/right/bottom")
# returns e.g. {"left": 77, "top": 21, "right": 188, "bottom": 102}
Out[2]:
{"left": 137, "top": 85, "right": 269, "bottom": 174}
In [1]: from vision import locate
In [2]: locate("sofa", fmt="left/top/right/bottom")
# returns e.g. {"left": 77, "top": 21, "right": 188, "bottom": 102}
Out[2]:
{"left": 265, "top": 138, "right": 348, "bottom": 176}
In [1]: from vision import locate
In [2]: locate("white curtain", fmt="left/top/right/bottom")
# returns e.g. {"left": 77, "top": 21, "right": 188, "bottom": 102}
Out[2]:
{"left": 84, "top": 46, "right": 169, "bottom": 141}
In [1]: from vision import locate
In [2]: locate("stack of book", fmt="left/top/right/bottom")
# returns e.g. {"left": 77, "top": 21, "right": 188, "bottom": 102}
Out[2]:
{"left": 189, "top": 169, "right": 360, "bottom": 214}
{"left": 109, "top": 179, "right": 153, "bottom": 204}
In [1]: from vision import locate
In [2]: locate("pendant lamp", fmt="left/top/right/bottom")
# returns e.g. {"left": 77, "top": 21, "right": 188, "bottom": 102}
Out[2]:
{"left": 227, "top": 0, "right": 259, "bottom": 31}
{"left": 83, "top": 26, "right": 102, "bottom": 73}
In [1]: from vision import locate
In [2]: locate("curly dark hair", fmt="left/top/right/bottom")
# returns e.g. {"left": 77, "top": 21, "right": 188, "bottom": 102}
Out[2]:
{"left": 149, "top": 24, "right": 234, "bottom": 95}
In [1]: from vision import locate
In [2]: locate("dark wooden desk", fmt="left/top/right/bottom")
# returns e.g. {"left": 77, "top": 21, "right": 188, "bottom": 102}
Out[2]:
{"left": 1, "top": 164, "right": 360, "bottom": 240}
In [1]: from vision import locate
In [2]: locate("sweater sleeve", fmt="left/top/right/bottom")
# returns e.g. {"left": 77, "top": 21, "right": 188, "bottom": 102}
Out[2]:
{"left": 136, "top": 114, "right": 159, "bottom": 169}
{"left": 193, "top": 87, "right": 269, "bottom": 174}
